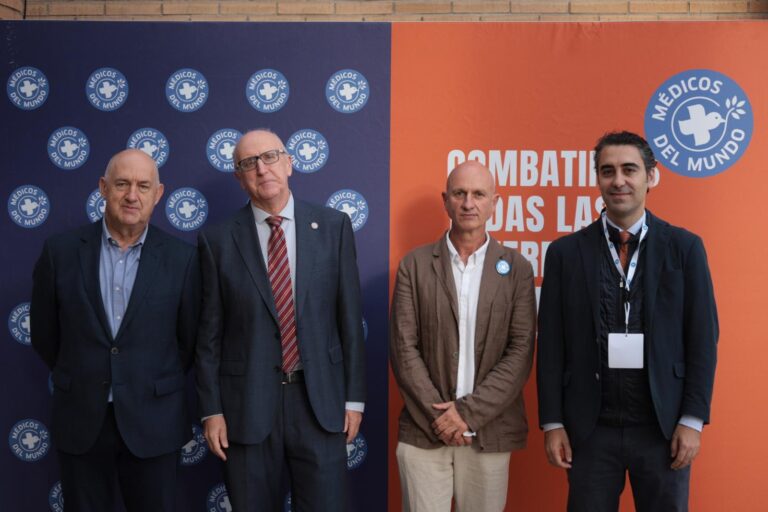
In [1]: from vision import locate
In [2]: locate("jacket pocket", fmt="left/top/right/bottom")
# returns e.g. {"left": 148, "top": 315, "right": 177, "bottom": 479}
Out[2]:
{"left": 154, "top": 374, "right": 185, "bottom": 396}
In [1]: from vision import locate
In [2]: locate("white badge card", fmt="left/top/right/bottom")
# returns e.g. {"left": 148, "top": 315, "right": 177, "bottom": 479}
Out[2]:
{"left": 608, "top": 333, "right": 644, "bottom": 369}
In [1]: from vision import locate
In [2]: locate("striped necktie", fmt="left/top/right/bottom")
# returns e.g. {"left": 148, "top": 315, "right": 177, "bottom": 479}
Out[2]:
{"left": 266, "top": 216, "right": 299, "bottom": 372}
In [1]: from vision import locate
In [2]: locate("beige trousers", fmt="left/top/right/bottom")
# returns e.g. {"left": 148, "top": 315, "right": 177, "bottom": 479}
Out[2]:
{"left": 395, "top": 441, "right": 511, "bottom": 512}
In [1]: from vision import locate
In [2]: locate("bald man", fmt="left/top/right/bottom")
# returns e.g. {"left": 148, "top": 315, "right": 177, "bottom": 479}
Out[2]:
{"left": 389, "top": 161, "right": 536, "bottom": 511}
{"left": 31, "top": 149, "right": 200, "bottom": 511}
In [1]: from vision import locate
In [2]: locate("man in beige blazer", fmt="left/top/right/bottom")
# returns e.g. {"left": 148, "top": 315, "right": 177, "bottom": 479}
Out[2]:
{"left": 390, "top": 160, "right": 536, "bottom": 512}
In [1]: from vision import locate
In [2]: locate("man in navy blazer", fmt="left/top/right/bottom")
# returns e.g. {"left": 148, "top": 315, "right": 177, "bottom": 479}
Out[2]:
{"left": 31, "top": 149, "right": 200, "bottom": 511}
{"left": 537, "top": 131, "right": 718, "bottom": 511}
{"left": 196, "top": 129, "right": 366, "bottom": 511}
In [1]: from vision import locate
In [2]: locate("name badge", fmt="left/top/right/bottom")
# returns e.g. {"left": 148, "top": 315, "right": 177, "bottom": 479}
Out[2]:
{"left": 608, "top": 333, "right": 644, "bottom": 369}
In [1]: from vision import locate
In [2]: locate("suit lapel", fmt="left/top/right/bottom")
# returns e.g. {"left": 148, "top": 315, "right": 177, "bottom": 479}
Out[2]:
{"left": 231, "top": 204, "right": 278, "bottom": 324}
{"left": 433, "top": 237, "right": 458, "bottom": 324}
{"left": 473, "top": 238, "right": 504, "bottom": 352}
{"left": 79, "top": 223, "right": 112, "bottom": 342}
{"left": 115, "top": 225, "right": 161, "bottom": 341}
{"left": 643, "top": 211, "right": 669, "bottom": 335}
{"left": 577, "top": 220, "right": 603, "bottom": 333}
{"left": 293, "top": 200, "right": 316, "bottom": 318}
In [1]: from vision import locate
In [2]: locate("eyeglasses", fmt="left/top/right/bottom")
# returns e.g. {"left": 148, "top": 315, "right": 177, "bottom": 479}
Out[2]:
{"left": 236, "top": 149, "right": 287, "bottom": 172}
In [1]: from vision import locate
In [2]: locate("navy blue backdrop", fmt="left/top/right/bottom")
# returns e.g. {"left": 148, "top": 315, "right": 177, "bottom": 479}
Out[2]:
{"left": 1, "top": 21, "right": 390, "bottom": 511}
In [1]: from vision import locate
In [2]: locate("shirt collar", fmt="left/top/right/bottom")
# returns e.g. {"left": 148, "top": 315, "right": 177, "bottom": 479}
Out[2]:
{"left": 251, "top": 194, "right": 295, "bottom": 224}
{"left": 605, "top": 211, "right": 646, "bottom": 236}
{"left": 101, "top": 218, "right": 148, "bottom": 249}
{"left": 445, "top": 231, "right": 490, "bottom": 266}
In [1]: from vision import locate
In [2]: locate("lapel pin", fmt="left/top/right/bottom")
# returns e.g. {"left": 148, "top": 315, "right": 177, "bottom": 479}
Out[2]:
{"left": 311, "top": 222, "right": 319, "bottom": 230}
{"left": 496, "top": 259, "right": 510, "bottom": 276}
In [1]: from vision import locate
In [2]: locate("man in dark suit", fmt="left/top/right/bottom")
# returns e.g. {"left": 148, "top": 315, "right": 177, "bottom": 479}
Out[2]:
{"left": 537, "top": 131, "right": 718, "bottom": 511}
{"left": 31, "top": 149, "right": 200, "bottom": 511}
{"left": 390, "top": 161, "right": 536, "bottom": 511}
{"left": 196, "top": 129, "right": 366, "bottom": 511}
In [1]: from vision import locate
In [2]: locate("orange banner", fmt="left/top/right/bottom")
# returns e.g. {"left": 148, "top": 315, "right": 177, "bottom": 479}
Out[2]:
{"left": 390, "top": 21, "right": 768, "bottom": 511}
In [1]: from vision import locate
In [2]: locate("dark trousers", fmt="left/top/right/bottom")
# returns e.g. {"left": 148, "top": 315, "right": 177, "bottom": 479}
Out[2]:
{"left": 58, "top": 404, "right": 179, "bottom": 512}
{"left": 567, "top": 424, "right": 690, "bottom": 512}
{"left": 224, "top": 380, "right": 348, "bottom": 512}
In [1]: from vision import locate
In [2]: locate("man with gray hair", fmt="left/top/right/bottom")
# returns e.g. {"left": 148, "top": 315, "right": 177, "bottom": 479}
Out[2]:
{"left": 31, "top": 148, "right": 200, "bottom": 511}
{"left": 390, "top": 160, "right": 536, "bottom": 511}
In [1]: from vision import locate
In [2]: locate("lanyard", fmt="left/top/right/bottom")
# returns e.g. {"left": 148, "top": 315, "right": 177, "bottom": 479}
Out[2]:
{"left": 601, "top": 213, "right": 648, "bottom": 333}
{"left": 601, "top": 212, "right": 648, "bottom": 292}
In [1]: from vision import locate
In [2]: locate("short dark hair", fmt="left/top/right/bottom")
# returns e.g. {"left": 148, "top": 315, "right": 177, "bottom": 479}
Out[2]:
{"left": 593, "top": 131, "right": 657, "bottom": 172}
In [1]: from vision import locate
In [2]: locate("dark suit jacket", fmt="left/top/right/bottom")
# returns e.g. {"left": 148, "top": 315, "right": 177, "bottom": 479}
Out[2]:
{"left": 537, "top": 211, "right": 718, "bottom": 445}
{"left": 390, "top": 235, "right": 536, "bottom": 452}
{"left": 195, "top": 201, "right": 366, "bottom": 444}
{"left": 31, "top": 222, "right": 200, "bottom": 458}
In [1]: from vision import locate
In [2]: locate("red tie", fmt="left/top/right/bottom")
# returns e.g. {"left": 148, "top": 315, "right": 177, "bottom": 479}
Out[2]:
{"left": 266, "top": 216, "right": 299, "bottom": 372}
{"left": 618, "top": 230, "right": 631, "bottom": 272}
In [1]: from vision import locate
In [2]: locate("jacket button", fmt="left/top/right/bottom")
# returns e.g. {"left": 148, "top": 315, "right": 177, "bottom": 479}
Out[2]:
{"left": 595, "top": 372, "right": 600, "bottom": 381}
{"left": 110, "top": 347, "right": 119, "bottom": 355}
{"left": 452, "top": 351, "right": 459, "bottom": 359}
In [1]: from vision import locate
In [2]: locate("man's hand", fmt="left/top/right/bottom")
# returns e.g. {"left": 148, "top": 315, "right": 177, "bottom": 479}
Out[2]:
{"left": 344, "top": 410, "right": 363, "bottom": 443}
{"left": 431, "top": 402, "right": 472, "bottom": 446}
{"left": 203, "top": 415, "right": 229, "bottom": 461}
{"left": 670, "top": 424, "right": 701, "bottom": 470}
{"left": 544, "top": 428, "right": 572, "bottom": 469}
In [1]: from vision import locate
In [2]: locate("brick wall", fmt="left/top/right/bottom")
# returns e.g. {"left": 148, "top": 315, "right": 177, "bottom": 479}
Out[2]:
{"left": 2, "top": 1, "right": 767, "bottom": 22}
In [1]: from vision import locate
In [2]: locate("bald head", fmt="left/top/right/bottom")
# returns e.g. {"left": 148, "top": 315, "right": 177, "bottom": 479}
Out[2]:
{"left": 446, "top": 160, "right": 495, "bottom": 195}
{"left": 234, "top": 129, "right": 284, "bottom": 165}
{"left": 443, "top": 160, "right": 499, "bottom": 238}
{"left": 104, "top": 149, "right": 160, "bottom": 184}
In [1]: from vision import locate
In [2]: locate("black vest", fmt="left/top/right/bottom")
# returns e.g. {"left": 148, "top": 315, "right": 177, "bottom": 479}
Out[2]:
{"left": 597, "top": 228, "right": 657, "bottom": 427}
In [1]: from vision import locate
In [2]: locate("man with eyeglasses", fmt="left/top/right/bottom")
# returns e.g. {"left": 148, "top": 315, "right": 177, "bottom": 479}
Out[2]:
{"left": 195, "top": 129, "right": 366, "bottom": 511}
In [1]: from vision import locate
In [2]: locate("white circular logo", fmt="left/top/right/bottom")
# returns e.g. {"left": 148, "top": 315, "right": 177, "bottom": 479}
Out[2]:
{"left": 8, "top": 419, "right": 50, "bottom": 462}
{"left": 645, "top": 69, "right": 753, "bottom": 178}
{"left": 48, "top": 481, "right": 64, "bottom": 512}
{"left": 86, "top": 67, "right": 129, "bottom": 111}
{"left": 246, "top": 69, "right": 289, "bottom": 113}
{"left": 7, "top": 66, "right": 49, "bottom": 110}
{"left": 48, "top": 126, "right": 90, "bottom": 170}
{"left": 180, "top": 424, "right": 208, "bottom": 466}
{"left": 86, "top": 188, "right": 106, "bottom": 223}
{"left": 8, "top": 302, "right": 31, "bottom": 346}
{"left": 166, "top": 68, "right": 209, "bottom": 112}
{"left": 7, "top": 185, "right": 50, "bottom": 228}
{"left": 206, "top": 483, "right": 231, "bottom": 512}
{"left": 326, "top": 69, "right": 370, "bottom": 114}
{"left": 346, "top": 432, "right": 368, "bottom": 470}
{"left": 127, "top": 127, "right": 169, "bottom": 168}
{"left": 207, "top": 128, "right": 242, "bottom": 172}
{"left": 326, "top": 189, "right": 369, "bottom": 232}
{"left": 286, "top": 129, "right": 330, "bottom": 174}
{"left": 166, "top": 187, "right": 208, "bottom": 232}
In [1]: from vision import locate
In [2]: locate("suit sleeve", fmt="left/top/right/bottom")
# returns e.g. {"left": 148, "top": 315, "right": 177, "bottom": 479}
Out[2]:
{"left": 195, "top": 231, "right": 224, "bottom": 417}
{"left": 681, "top": 235, "right": 718, "bottom": 423}
{"left": 455, "top": 253, "right": 536, "bottom": 432}
{"left": 389, "top": 256, "right": 444, "bottom": 427}
{"left": 337, "top": 214, "right": 366, "bottom": 403}
{"left": 536, "top": 241, "right": 566, "bottom": 427}
{"left": 177, "top": 247, "right": 201, "bottom": 372}
{"left": 30, "top": 240, "right": 59, "bottom": 371}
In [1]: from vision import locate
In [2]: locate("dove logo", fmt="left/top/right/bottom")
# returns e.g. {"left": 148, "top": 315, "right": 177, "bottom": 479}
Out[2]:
{"left": 180, "top": 424, "right": 208, "bottom": 465}
{"left": 326, "top": 189, "right": 369, "bottom": 232}
{"left": 346, "top": 432, "right": 368, "bottom": 470}
{"left": 286, "top": 129, "right": 330, "bottom": 174}
{"left": 645, "top": 69, "right": 752, "bottom": 178}
{"left": 8, "top": 419, "right": 50, "bottom": 462}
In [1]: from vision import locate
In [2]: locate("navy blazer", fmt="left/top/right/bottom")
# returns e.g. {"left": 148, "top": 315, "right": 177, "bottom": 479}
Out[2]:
{"left": 195, "top": 200, "right": 366, "bottom": 444}
{"left": 537, "top": 211, "right": 718, "bottom": 445}
{"left": 31, "top": 222, "right": 200, "bottom": 458}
